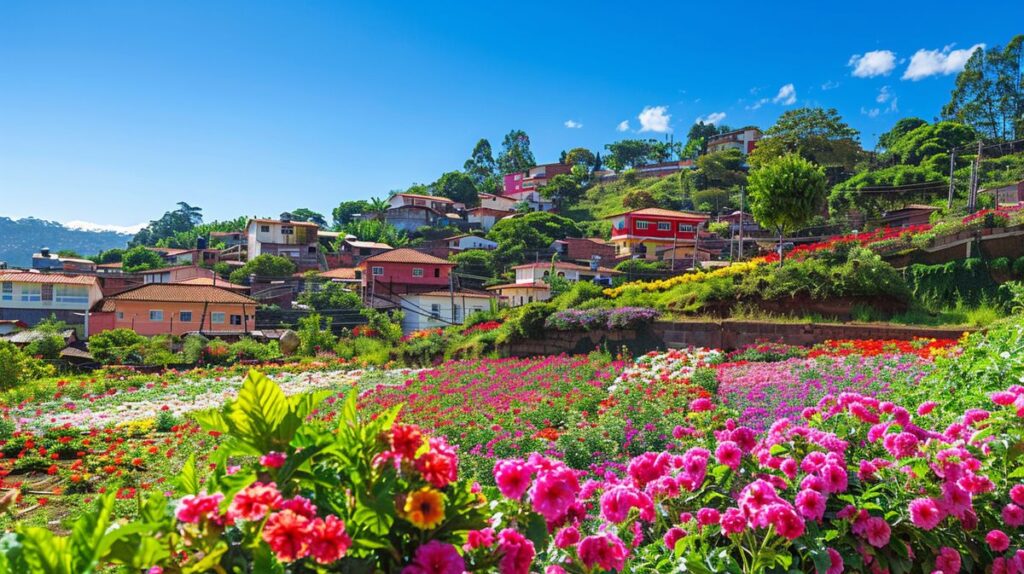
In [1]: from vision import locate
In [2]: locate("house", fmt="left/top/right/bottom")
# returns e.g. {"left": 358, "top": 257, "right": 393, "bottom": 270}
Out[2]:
{"left": 549, "top": 237, "right": 616, "bottom": 265}
{"left": 389, "top": 193, "right": 458, "bottom": 213}
{"left": 381, "top": 205, "right": 447, "bottom": 233}
{"left": 883, "top": 204, "right": 940, "bottom": 228}
{"left": 3, "top": 328, "right": 77, "bottom": 348}
{"left": 980, "top": 180, "right": 1024, "bottom": 205}
{"left": 148, "top": 247, "right": 201, "bottom": 266}
{"left": 634, "top": 160, "right": 696, "bottom": 178}
{"left": 0, "top": 319, "right": 28, "bottom": 336}
{"left": 359, "top": 248, "right": 455, "bottom": 298}
{"left": 94, "top": 284, "right": 257, "bottom": 336}
{"left": 478, "top": 193, "right": 518, "bottom": 212}
{"left": 140, "top": 265, "right": 216, "bottom": 284}
{"left": 718, "top": 211, "right": 762, "bottom": 235}
{"left": 210, "top": 231, "right": 246, "bottom": 249}
{"left": 444, "top": 235, "right": 498, "bottom": 252}
{"left": 246, "top": 215, "right": 323, "bottom": 270}
{"left": 319, "top": 267, "right": 362, "bottom": 285}
{"left": 706, "top": 128, "right": 762, "bottom": 155}
{"left": 397, "top": 290, "right": 494, "bottom": 333}
{"left": 606, "top": 207, "right": 710, "bottom": 260}
{"left": 338, "top": 238, "right": 392, "bottom": 261}
{"left": 0, "top": 272, "right": 104, "bottom": 333}
{"left": 467, "top": 207, "right": 514, "bottom": 231}
{"left": 32, "top": 248, "right": 98, "bottom": 272}
{"left": 503, "top": 163, "right": 573, "bottom": 195}
{"left": 487, "top": 261, "right": 621, "bottom": 307}
{"left": 175, "top": 277, "right": 249, "bottom": 291}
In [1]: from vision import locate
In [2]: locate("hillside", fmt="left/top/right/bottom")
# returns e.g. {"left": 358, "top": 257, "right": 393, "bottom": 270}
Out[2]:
{"left": 0, "top": 217, "right": 131, "bottom": 268}
{"left": 562, "top": 173, "right": 692, "bottom": 233}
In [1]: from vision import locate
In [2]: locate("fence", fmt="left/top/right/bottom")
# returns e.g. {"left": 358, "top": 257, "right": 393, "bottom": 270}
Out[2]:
{"left": 255, "top": 308, "right": 367, "bottom": 333}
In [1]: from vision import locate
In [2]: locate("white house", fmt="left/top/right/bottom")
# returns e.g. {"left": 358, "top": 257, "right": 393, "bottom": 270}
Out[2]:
{"left": 0, "top": 272, "right": 104, "bottom": 334}
{"left": 398, "top": 290, "right": 493, "bottom": 333}
{"left": 445, "top": 235, "right": 498, "bottom": 252}
{"left": 478, "top": 193, "right": 518, "bottom": 212}
{"left": 487, "top": 261, "right": 620, "bottom": 307}
{"left": 246, "top": 216, "right": 322, "bottom": 270}
{"left": 467, "top": 207, "right": 514, "bottom": 231}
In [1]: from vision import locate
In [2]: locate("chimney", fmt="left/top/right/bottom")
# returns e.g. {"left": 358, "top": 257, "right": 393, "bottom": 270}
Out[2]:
{"left": 40, "top": 247, "right": 51, "bottom": 258}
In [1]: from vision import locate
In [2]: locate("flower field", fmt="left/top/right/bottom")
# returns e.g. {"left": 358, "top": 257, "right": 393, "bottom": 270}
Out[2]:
{"left": 5, "top": 323, "right": 1024, "bottom": 573}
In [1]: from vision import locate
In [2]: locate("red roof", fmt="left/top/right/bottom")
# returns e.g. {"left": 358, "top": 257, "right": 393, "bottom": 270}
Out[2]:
{"left": 361, "top": 248, "right": 454, "bottom": 265}
{"left": 320, "top": 267, "right": 360, "bottom": 280}
{"left": 176, "top": 277, "right": 249, "bottom": 290}
{"left": 605, "top": 207, "right": 710, "bottom": 220}
{"left": 395, "top": 193, "right": 454, "bottom": 204}
{"left": 0, "top": 272, "right": 99, "bottom": 286}
{"left": 105, "top": 284, "right": 256, "bottom": 304}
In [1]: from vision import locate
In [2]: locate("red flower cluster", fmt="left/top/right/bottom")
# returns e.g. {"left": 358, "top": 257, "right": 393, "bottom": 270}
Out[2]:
{"left": 808, "top": 338, "right": 959, "bottom": 359}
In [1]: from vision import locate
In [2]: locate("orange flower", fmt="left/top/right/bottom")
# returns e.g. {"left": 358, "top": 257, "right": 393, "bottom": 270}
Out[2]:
{"left": 402, "top": 487, "right": 445, "bottom": 530}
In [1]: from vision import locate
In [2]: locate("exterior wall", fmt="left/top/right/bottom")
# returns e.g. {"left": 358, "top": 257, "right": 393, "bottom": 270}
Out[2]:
{"left": 383, "top": 206, "right": 439, "bottom": 233}
{"left": 495, "top": 286, "right": 550, "bottom": 307}
{"left": 360, "top": 261, "right": 453, "bottom": 289}
{"left": 399, "top": 294, "right": 491, "bottom": 333}
{"left": 0, "top": 282, "right": 103, "bottom": 316}
{"left": 555, "top": 238, "right": 617, "bottom": 263}
{"left": 450, "top": 237, "right": 497, "bottom": 250}
{"left": 102, "top": 300, "right": 255, "bottom": 336}
{"left": 142, "top": 267, "right": 215, "bottom": 284}
{"left": 479, "top": 194, "right": 517, "bottom": 211}
{"left": 707, "top": 128, "right": 761, "bottom": 155}
{"left": 247, "top": 221, "right": 319, "bottom": 266}
{"left": 503, "top": 173, "right": 525, "bottom": 195}
{"left": 468, "top": 213, "right": 500, "bottom": 230}
{"left": 389, "top": 195, "right": 453, "bottom": 212}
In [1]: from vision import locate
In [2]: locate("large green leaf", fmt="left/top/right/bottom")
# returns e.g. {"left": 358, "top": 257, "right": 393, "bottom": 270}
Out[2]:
{"left": 231, "top": 369, "right": 289, "bottom": 453}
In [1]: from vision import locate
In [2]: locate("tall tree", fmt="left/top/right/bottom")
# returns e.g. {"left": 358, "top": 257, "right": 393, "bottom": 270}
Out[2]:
{"left": 749, "top": 107, "right": 862, "bottom": 186}
{"left": 431, "top": 171, "right": 479, "bottom": 207}
{"left": 685, "top": 121, "right": 733, "bottom": 156}
{"left": 877, "top": 117, "right": 928, "bottom": 151}
{"left": 365, "top": 197, "right": 390, "bottom": 221}
{"left": 943, "top": 35, "right": 1023, "bottom": 142}
{"left": 289, "top": 208, "right": 327, "bottom": 227}
{"left": 695, "top": 149, "right": 747, "bottom": 190}
{"left": 331, "top": 200, "right": 372, "bottom": 229}
{"left": 748, "top": 154, "right": 827, "bottom": 263}
{"left": 463, "top": 139, "right": 497, "bottom": 183}
{"left": 496, "top": 130, "right": 536, "bottom": 175}
{"left": 603, "top": 140, "right": 656, "bottom": 170}
{"left": 563, "top": 147, "right": 596, "bottom": 168}
{"left": 539, "top": 174, "right": 583, "bottom": 210}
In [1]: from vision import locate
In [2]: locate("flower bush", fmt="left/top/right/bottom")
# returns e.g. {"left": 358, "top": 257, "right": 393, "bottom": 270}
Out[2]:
{"left": 543, "top": 307, "right": 660, "bottom": 331}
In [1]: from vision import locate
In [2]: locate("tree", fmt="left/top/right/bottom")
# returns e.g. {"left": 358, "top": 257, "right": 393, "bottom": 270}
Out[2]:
{"left": 691, "top": 188, "right": 732, "bottom": 214}
{"left": 877, "top": 117, "right": 928, "bottom": 151}
{"left": 747, "top": 154, "right": 827, "bottom": 263}
{"left": 289, "top": 208, "right": 327, "bottom": 227}
{"left": 338, "top": 219, "right": 409, "bottom": 248}
{"left": 487, "top": 212, "right": 582, "bottom": 252}
{"left": 131, "top": 203, "right": 204, "bottom": 246}
{"left": 497, "top": 130, "right": 536, "bottom": 175}
{"left": 87, "top": 329, "right": 147, "bottom": 365}
{"left": 887, "top": 121, "right": 977, "bottom": 171}
{"left": 695, "top": 149, "right": 747, "bottom": 190}
{"left": 539, "top": 174, "right": 584, "bottom": 210}
{"left": 449, "top": 249, "right": 496, "bottom": 288}
{"left": 297, "top": 282, "right": 362, "bottom": 311}
{"left": 56, "top": 249, "right": 83, "bottom": 258}
{"left": 686, "top": 121, "right": 733, "bottom": 156}
{"left": 463, "top": 139, "right": 500, "bottom": 195}
{"left": 431, "top": 171, "right": 479, "bottom": 207}
{"left": 603, "top": 140, "right": 656, "bottom": 170}
{"left": 943, "top": 35, "right": 1023, "bottom": 142}
{"left": 623, "top": 189, "right": 659, "bottom": 210}
{"left": 331, "top": 200, "right": 372, "bottom": 229}
{"left": 563, "top": 147, "right": 596, "bottom": 168}
{"left": 749, "top": 108, "right": 862, "bottom": 185}
{"left": 92, "top": 248, "right": 125, "bottom": 264}
{"left": 229, "top": 254, "right": 297, "bottom": 284}
{"left": 122, "top": 246, "right": 165, "bottom": 272}
{"left": 593, "top": 152, "right": 603, "bottom": 171}
{"left": 365, "top": 197, "right": 391, "bottom": 221}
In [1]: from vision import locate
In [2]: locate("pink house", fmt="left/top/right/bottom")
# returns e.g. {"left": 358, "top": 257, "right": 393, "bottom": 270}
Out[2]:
{"left": 358, "top": 248, "right": 455, "bottom": 297}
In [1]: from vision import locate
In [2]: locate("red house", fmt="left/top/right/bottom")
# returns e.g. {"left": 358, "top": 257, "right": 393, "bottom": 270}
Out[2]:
{"left": 606, "top": 207, "right": 710, "bottom": 260}
{"left": 358, "top": 248, "right": 455, "bottom": 298}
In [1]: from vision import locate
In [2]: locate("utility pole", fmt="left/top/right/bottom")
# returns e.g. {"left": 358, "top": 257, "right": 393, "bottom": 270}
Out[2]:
{"left": 738, "top": 186, "right": 745, "bottom": 260}
{"left": 968, "top": 140, "right": 982, "bottom": 213}
{"left": 449, "top": 271, "right": 456, "bottom": 324}
{"left": 946, "top": 148, "right": 956, "bottom": 209}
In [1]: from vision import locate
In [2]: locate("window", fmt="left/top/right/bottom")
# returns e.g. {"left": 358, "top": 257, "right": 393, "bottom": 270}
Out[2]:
{"left": 430, "top": 304, "right": 441, "bottom": 320}
{"left": 149, "top": 310, "right": 164, "bottom": 322}
{"left": 434, "top": 268, "right": 440, "bottom": 278}
{"left": 20, "top": 284, "right": 41, "bottom": 302}
{"left": 678, "top": 223, "right": 694, "bottom": 232}
{"left": 657, "top": 222, "right": 671, "bottom": 231}
{"left": 359, "top": 248, "right": 370, "bottom": 256}
{"left": 281, "top": 226, "right": 294, "bottom": 235}
{"left": 308, "top": 246, "right": 316, "bottom": 254}
{"left": 179, "top": 311, "right": 193, "bottom": 322}
{"left": 412, "top": 268, "right": 424, "bottom": 277}
{"left": 453, "top": 304, "right": 460, "bottom": 322}
{"left": 260, "top": 225, "right": 270, "bottom": 233}
{"left": 116, "top": 311, "right": 124, "bottom": 320}
{"left": 230, "top": 314, "right": 243, "bottom": 326}
{"left": 372, "top": 266, "right": 384, "bottom": 276}
{"left": 1, "top": 282, "right": 11, "bottom": 301}
{"left": 55, "top": 285, "right": 88, "bottom": 304}
{"left": 212, "top": 312, "right": 225, "bottom": 324}
{"left": 636, "top": 220, "right": 650, "bottom": 230}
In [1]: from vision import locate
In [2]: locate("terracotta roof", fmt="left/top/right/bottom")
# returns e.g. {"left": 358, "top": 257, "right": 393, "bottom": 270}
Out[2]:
{"left": 248, "top": 218, "right": 320, "bottom": 227}
{"left": 605, "top": 207, "right": 710, "bottom": 220}
{"left": 176, "top": 277, "right": 249, "bottom": 290}
{"left": 320, "top": 267, "right": 360, "bottom": 280}
{"left": 0, "top": 272, "right": 99, "bottom": 286}
{"left": 148, "top": 247, "right": 196, "bottom": 256}
{"left": 468, "top": 207, "right": 515, "bottom": 216}
{"left": 344, "top": 240, "right": 392, "bottom": 250}
{"left": 361, "top": 248, "right": 454, "bottom": 265}
{"left": 106, "top": 284, "right": 256, "bottom": 304}
{"left": 409, "top": 290, "right": 494, "bottom": 299}
{"left": 395, "top": 193, "right": 454, "bottom": 203}
{"left": 97, "top": 262, "right": 124, "bottom": 268}
{"left": 511, "top": 261, "right": 621, "bottom": 274}
{"left": 888, "top": 204, "right": 940, "bottom": 213}
{"left": 138, "top": 265, "right": 210, "bottom": 275}
{"left": 486, "top": 281, "right": 551, "bottom": 291}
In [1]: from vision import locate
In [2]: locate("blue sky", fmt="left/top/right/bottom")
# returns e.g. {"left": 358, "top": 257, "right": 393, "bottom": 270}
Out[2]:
{"left": 1, "top": 1, "right": 1021, "bottom": 229}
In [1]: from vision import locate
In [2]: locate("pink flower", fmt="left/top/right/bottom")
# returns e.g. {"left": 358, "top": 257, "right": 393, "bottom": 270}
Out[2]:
{"left": 497, "top": 528, "right": 535, "bottom": 574}
{"left": 715, "top": 441, "right": 742, "bottom": 471}
{"left": 909, "top": 498, "right": 943, "bottom": 531}
{"left": 992, "top": 391, "right": 1017, "bottom": 406}
{"left": 720, "top": 507, "right": 746, "bottom": 534}
{"left": 690, "top": 398, "right": 713, "bottom": 412}
{"left": 554, "top": 526, "right": 580, "bottom": 549}
{"left": 917, "top": 401, "right": 937, "bottom": 416}
{"left": 826, "top": 548, "right": 843, "bottom": 574}
{"left": 864, "top": 517, "right": 891, "bottom": 548}
{"left": 820, "top": 463, "right": 848, "bottom": 493}
{"left": 664, "top": 527, "right": 686, "bottom": 550}
{"left": 545, "top": 567, "right": 567, "bottom": 574}
{"left": 402, "top": 540, "right": 465, "bottom": 574}
{"left": 577, "top": 532, "right": 628, "bottom": 572}
{"left": 464, "top": 528, "right": 495, "bottom": 551}
{"left": 308, "top": 515, "right": 351, "bottom": 564}
{"left": 415, "top": 437, "right": 458, "bottom": 489}
{"left": 279, "top": 495, "right": 317, "bottom": 519}
{"left": 259, "top": 451, "right": 287, "bottom": 469}
{"left": 934, "top": 547, "right": 961, "bottom": 573}
{"left": 768, "top": 504, "right": 805, "bottom": 540}
{"left": 1003, "top": 504, "right": 1024, "bottom": 527}
{"left": 1011, "top": 484, "right": 1024, "bottom": 506}
{"left": 531, "top": 467, "right": 579, "bottom": 522}
{"left": 795, "top": 489, "right": 826, "bottom": 521}
{"left": 697, "top": 507, "right": 720, "bottom": 526}
{"left": 229, "top": 482, "right": 282, "bottom": 522}
{"left": 987, "top": 529, "right": 1011, "bottom": 552}
{"left": 175, "top": 492, "right": 223, "bottom": 524}
{"left": 494, "top": 459, "right": 533, "bottom": 500}
{"left": 262, "top": 510, "right": 312, "bottom": 562}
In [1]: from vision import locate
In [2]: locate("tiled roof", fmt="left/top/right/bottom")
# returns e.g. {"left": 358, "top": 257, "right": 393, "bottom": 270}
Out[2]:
{"left": 0, "top": 272, "right": 99, "bottom": 286}
{"left": 361, "top": 248, "right": 454, "bottom": 265}
{"left": 605, "top": 207, "right": 710, "bottom": 220}
{"left": 395, "top": 193, "right": 454, "bottom": 203}
{"left": 320, "top": 267, "right": 360, "bottom": 280}
{"left": 486, "top": 281, "right": 551, "bottom": 291}
{"left": 138, "top": 265, "right": 209, "bottom": 275}
{"left": 345, "top": 240, "right": 392, "bottom": 250}
{"left": 410, "top": 290, "right": 494, "bottom": 299}
{"left": 176, "top": 277, "right": 249, "bottom": 290}
{"left": 106, "top": 284, "right": 256, "bottom": 304}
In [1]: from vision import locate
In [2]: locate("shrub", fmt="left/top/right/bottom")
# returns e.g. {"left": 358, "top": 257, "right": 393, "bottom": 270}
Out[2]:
{"left": 503, "top": 302, "right": 556, "bottom": 340}
{"left": 335, "top": 336, "right": 391, "bottom": 365}
{"left": 23, "top": 334, "right": 66, "bottom": 361}
{"left": 182, "top": 334, "right": 209, "bottom": 364}
{"left": 1014, "top": 256, "right": 1024, "bottom": 277}
{"left": 991, "top": 256, "right": 1011, "bottom": 273}
{"left": 202, "top": 339, "right": 233, "bottom": 365}
{"left": 155, "top": 410, "right": 179, "bottom": 432}
{"left": 550, "top": 281, "right": 605, "bottom": 310}
{"left": 297, "top": 313, "right": 338, "bottom": 356}
{"left": 87, "top": 328, "right": 146, "bottom": 365}
{"left": 228, "top": 338, "right": 281, "bottom": 362}
{"left": 0, "top": 341, "right": 55, "bottom": 389}
{"left": 360, "top": 308, "right": 403, "bottom": 343}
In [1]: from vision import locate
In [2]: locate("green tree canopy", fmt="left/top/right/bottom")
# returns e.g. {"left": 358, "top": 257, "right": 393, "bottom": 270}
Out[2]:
{"left": 297, "top": 282, "right": 362, "bottom": 311}
{"left": 487, "top": 212, "right": 583, "bottom": 251}
{"left": 289, "top": 208, "right": 327, "bottom": 227}
{"left": 877, "top": 117, "right": 928, "bottom": 151}
{"left": 748, "top": 154, "right": 828, "bottom": 251}
{"left": 695, "top": 149, "right": 748, "bottom": 190}
{"left": 431, "top": 171, "right": 479, "bottom": 207}
{"left": 338, "top": 219, "right": 408, "bottom": 247}
{"left": 563, "top": 147, "right": 596, "bottom": 168}
{"left": 943, "top": 35, "right": 1023, "bottom": 142}
{"left": 497, "top": 130, "right": 536, "bottom": 175}
{"left": 603, "top": 139, "right": 676, "bottom": 170}
{"left": 131, "top": 202, "right": 204, "bottom": 246}
{"left": 539, "top": 174, "right": 584, "bottom": 210}
{"left": 331, "top": 200, "right": 372, "bottom": 229}
{"left": 887, "top": 121, "right": 977, "bottom": 171}
{"left": 229, "top": 254, "right": 297, "bottom": 284}
{"left": 122, "top": 246, "right": 165, "bottom": 272}
{"left": 749, "top": 108, "right": 862, "bottom": 184}
{"left": 685, "top": 121, "right": 733, "bottom": 156}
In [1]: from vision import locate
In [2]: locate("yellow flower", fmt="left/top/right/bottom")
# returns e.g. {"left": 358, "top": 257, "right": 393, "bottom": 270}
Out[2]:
{"left": 403, "top": 487, "right": 445, "bottom": 530}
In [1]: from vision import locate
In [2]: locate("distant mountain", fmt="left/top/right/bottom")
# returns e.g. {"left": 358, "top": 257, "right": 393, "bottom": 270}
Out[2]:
{"left": 0, "top": 217, "right": 132, "bottom": 268}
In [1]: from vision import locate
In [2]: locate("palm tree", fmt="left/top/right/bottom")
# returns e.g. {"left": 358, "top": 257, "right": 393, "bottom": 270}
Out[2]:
{"left": 175, "top": 202, "right": 204, "bottom": 226}
{"left": 366, "top": 197, "right": 390, "bottom": 221}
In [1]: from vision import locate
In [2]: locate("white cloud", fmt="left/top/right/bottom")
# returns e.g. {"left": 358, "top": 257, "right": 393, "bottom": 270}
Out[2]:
{"left": 876, "top": 85, "right": 892, "bottom": 103}
{"left": 902, "top": 44, "right": 984, "bottom": 80}
{"left": 772, "top": 84, "right": 797, "bottom": 105}
{"left": 638, "top": 105, "right": 672, "bottom": 133}
{"left": 848, "top": 50, "right": 897, "bottom": 78}
{"left": 887, "top": 97, "right": 899, "bottom": 113}
{"left": 696, "top": 112, "right": 727, "bottom": 125}
{"left": 861, "top": 107, "right": 881, "bottom": 118}
{"left": 821, "top": 80, "right": 840, "bottom": 90}
{"left": 64, "top": 220, "right": 146, "bottom": 234}
{"left": 564, "top": 119, "right": 583, "bottom": 129}
{"left": 616, "top": 120, "right": 630, "bottom": 132}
